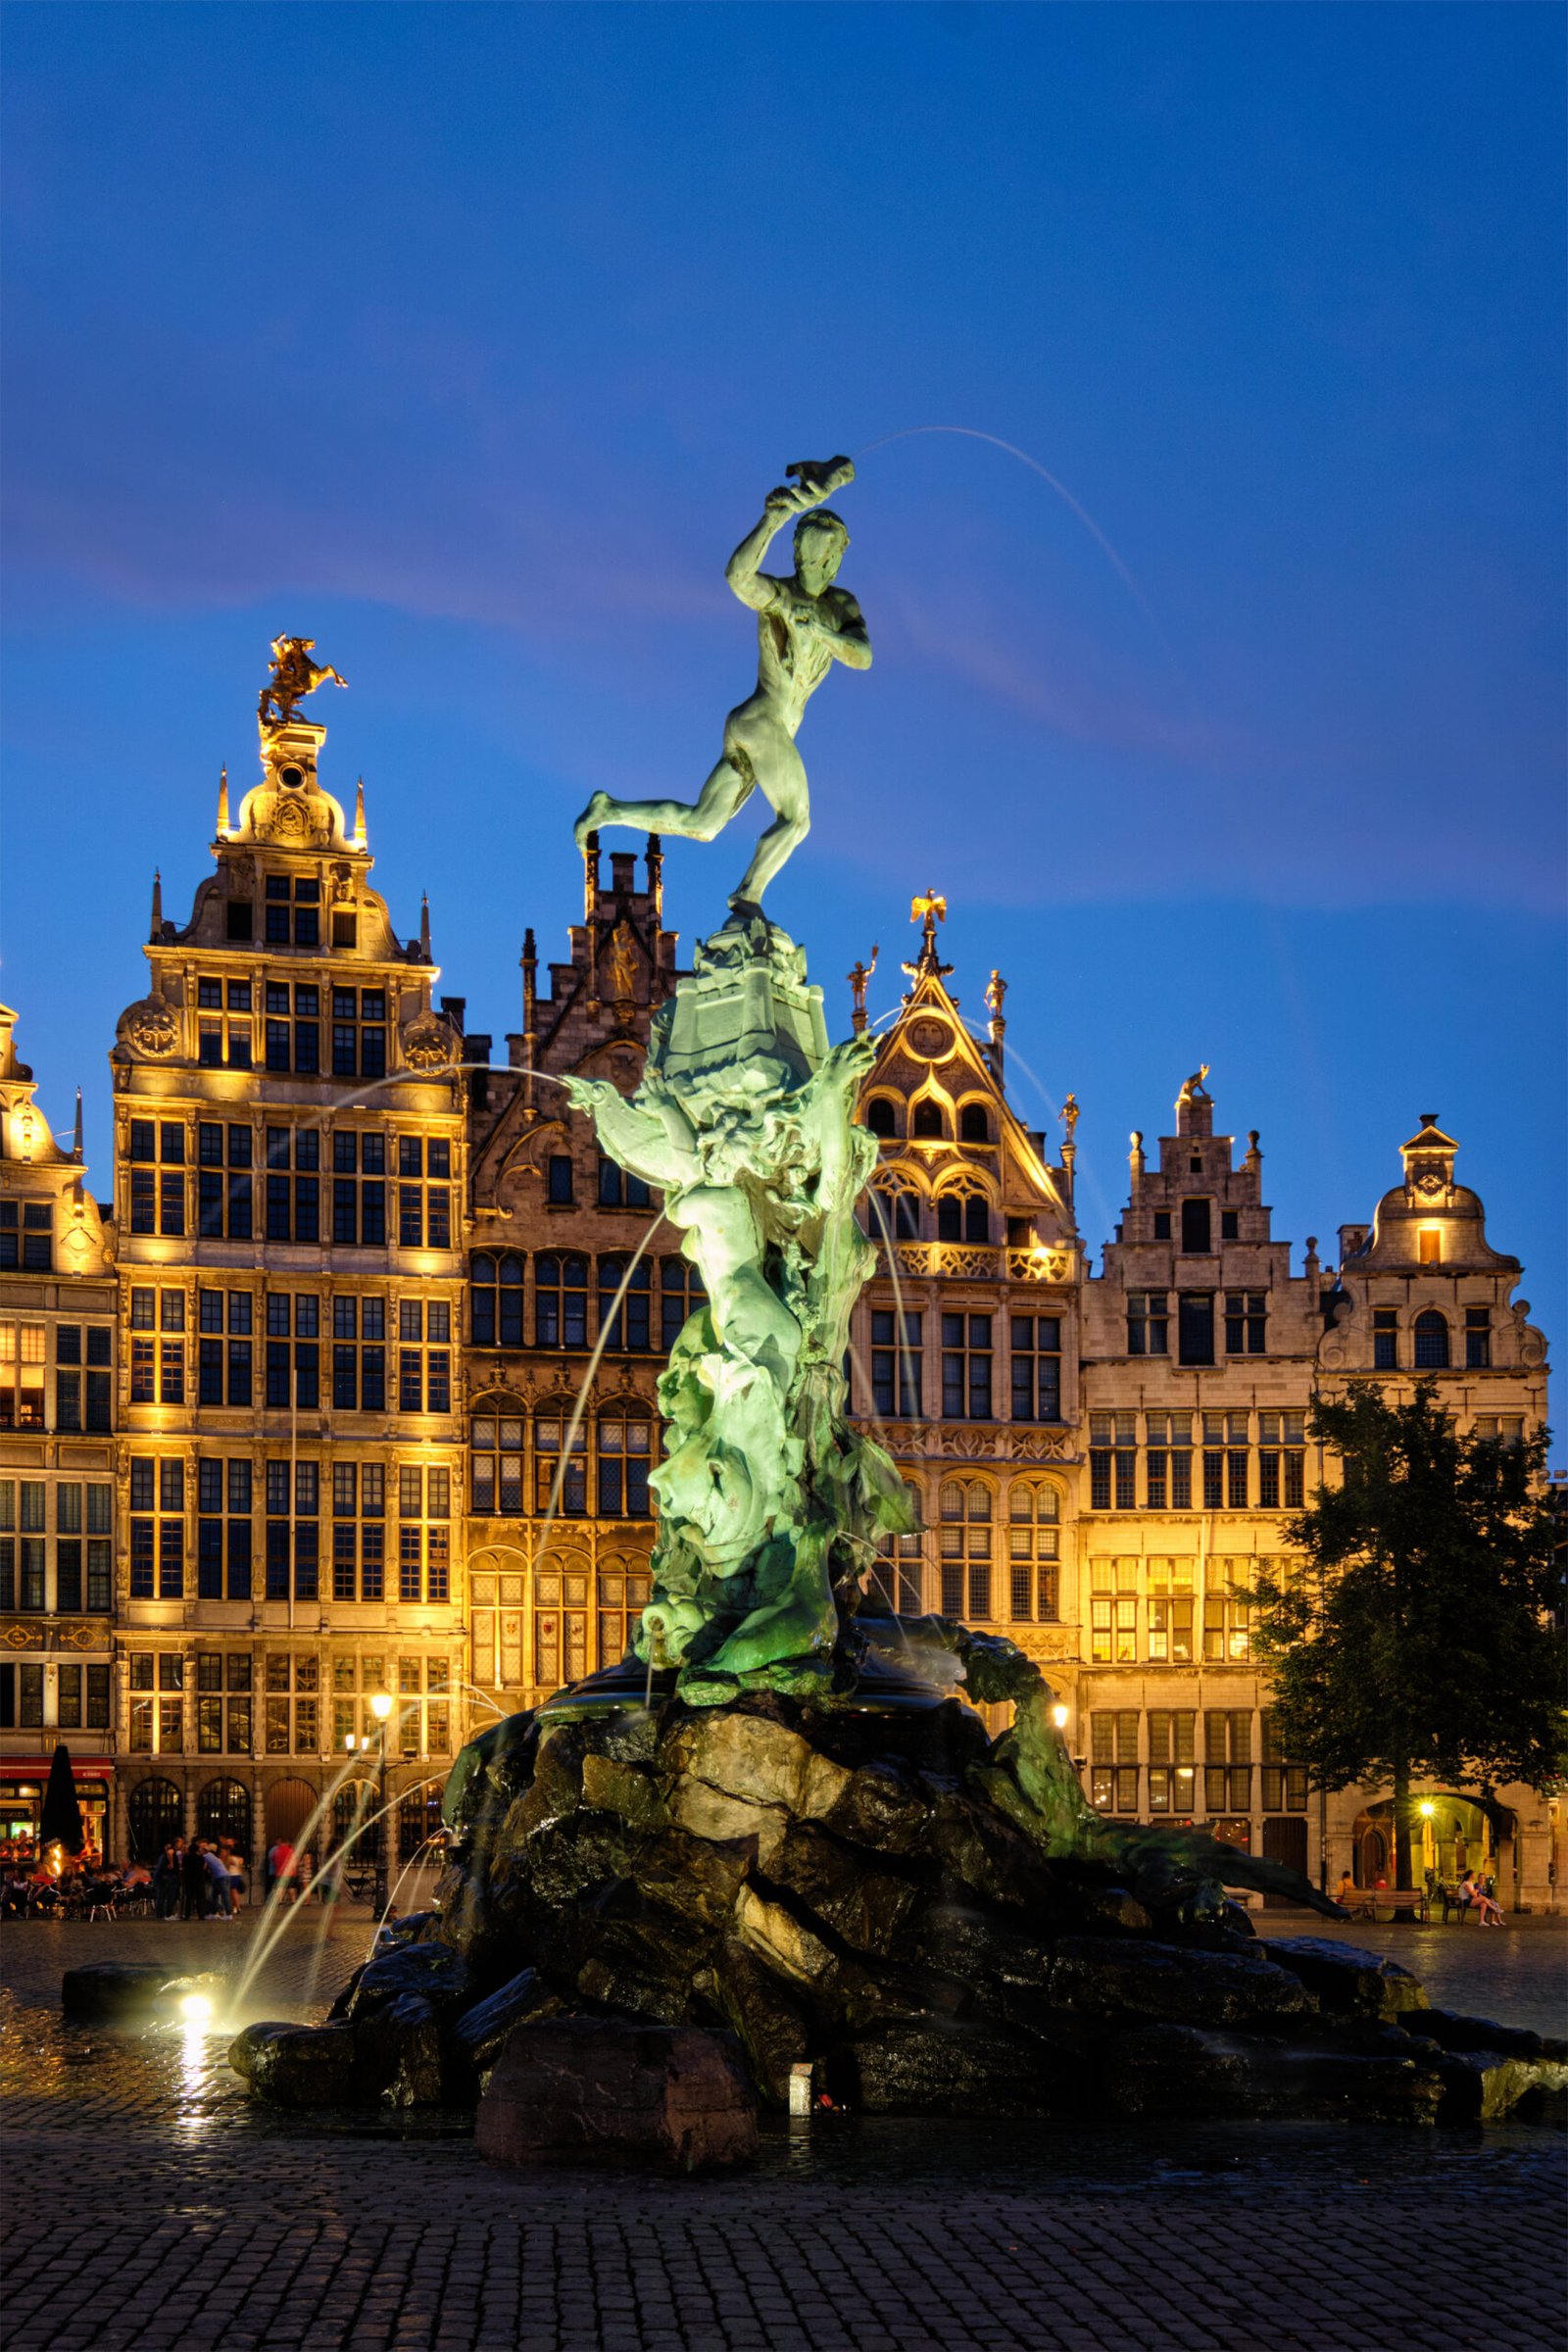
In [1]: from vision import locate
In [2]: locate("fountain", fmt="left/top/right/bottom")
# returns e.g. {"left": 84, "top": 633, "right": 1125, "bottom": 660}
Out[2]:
{"left": 224, "top": 457, "right": 1566, "bottom": 2154}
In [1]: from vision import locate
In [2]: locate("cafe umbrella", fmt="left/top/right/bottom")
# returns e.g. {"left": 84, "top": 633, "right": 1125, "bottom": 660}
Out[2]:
{"left": 40, "top": 1741, "right": 85, "bottom": 1858}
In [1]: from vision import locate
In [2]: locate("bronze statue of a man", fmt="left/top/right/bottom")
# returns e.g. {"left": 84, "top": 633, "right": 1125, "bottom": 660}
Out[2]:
{"left": 260, "top": 636, "right": 348, "bottom": 727}
{"left": 574, "top": 459, "right": 870, "bottom": 915}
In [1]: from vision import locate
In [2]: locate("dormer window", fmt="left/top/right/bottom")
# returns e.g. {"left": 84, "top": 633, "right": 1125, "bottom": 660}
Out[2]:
{"left": 911, "top": 1101, "right": 943, "bottom": 1140}
{"left": 865, "top": 1099, "right": 897, "bottom": 1138}
{"left": 1418, "top": 1228, "right": 1441, "bottom": 1265}
{"left": 959, "top": 1103, "right": 991, "bottom": 1143}
{"left": 1180, "top": 1199, "right": 1211, "bottom": 1254}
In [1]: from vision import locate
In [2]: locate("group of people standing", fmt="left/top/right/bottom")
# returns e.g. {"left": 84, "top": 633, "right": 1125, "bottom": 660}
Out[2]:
{"left": 150, "top": 1836, "right": 248, "bottom": 1919}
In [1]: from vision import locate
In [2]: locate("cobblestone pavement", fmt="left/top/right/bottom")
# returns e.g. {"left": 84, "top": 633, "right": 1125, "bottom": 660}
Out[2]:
{"left": 3, "top": 1916, "right": 1563, "bottom": 2352}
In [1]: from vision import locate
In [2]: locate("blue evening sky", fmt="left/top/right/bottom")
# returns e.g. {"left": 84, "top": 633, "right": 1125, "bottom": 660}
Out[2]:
{"left": 3, "top": 5, "right": 1563, "bottom": 1442}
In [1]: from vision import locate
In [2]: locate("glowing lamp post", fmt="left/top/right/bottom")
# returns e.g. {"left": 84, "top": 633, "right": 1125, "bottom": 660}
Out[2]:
{"left": 368, "top": 1690, "right": 394, "bottom": 1918}
{"left": 1418, "top": 1797, "right": 1437, "bottom": 1884}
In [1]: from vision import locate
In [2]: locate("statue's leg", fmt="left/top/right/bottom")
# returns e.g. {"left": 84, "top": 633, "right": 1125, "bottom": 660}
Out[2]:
{"left": 573, "top": 753, "right": 754, "bottom": 854}
{"left": 727, "top": 735, "right": 808, "bottom": 911}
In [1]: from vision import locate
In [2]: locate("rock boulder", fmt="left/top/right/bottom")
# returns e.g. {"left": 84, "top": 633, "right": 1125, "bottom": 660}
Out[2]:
{"left": 475, "top": 2018, "right": 758, "bottom": 2172}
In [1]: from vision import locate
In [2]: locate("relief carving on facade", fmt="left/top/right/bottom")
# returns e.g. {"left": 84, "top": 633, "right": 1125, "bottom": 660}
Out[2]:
{"left": 118, "top": 996, "right": 178, "bottom": 1058}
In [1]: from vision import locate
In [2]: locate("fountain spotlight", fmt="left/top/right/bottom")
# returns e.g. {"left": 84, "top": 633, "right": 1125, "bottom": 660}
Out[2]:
{"left": 178, "top": 1992, "right": 214, "bottom": 2026}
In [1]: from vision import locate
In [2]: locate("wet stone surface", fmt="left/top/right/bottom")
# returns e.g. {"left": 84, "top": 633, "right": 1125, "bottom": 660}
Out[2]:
{"left": 3, "top": 1915, "right": 1564, "bottom": 2351}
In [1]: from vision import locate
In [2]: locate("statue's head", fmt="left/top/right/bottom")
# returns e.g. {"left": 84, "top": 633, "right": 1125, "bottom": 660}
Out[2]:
{"left": 794, "top": 509, "right": 849, "bottom": 593}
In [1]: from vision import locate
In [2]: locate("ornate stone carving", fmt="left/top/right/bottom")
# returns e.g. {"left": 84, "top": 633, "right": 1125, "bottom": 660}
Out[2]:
{"left": 120, "top": 997, "right": 178, "bottom": 1058}
{"left": 402, "top": 1017, "right": 456, "bottom": 1074}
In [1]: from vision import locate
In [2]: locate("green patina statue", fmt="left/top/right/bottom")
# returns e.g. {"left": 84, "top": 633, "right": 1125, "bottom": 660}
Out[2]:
{"left": 564, "top": 915, "right": 911, "bottom": 1702}
{"left": 573, "top": 458, "right": 868, "bottom": 916}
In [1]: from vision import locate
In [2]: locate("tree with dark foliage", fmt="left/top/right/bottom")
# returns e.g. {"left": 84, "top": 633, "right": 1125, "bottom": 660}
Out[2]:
{"left": 1244, "top": 1385, "right": 1566, "bottom": 1891}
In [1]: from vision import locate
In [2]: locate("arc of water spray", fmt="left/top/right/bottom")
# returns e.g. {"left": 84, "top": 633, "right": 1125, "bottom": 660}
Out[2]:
{"left": 855, "top": 423, "right": 1206, "bottom": 735}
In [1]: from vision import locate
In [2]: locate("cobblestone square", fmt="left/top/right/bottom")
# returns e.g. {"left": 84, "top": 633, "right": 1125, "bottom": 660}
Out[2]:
{"left": 2, "top": 1911, "right": 1563, "bottom": 2352}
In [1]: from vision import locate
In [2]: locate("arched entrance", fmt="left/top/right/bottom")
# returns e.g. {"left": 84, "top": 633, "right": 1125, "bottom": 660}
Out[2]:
{"left": 264, "top": 1777, "right": 318, "bottom": 1850}
{"left": 196, "top": 1778, "right": 251, "bottom": 1854}
{"left": 127, "top": 1777, "right": 183, "bottom": 1860}
{"left": 1350, "top": 1793, "right": 1511, "bottom": 1887}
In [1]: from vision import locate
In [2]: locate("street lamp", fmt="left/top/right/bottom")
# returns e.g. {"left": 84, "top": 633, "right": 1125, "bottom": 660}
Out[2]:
{"left": 368, "top": 1690, "right": 394, "bottom": 1918}
{"left": 1050, "top": 1702, "right": 1070, "bottom": 1733}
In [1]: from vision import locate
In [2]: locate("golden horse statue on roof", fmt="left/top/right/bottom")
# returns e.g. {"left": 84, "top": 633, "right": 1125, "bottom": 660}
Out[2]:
{"left": 259, "top": 636, "right": 349, "bottom": 727}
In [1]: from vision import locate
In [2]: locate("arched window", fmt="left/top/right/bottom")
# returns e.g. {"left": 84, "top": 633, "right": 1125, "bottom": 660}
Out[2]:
{"left": 535, "top": 1552, "right": 589, "bottom": 1691}
{"left": 471, "top": 1251, "right": 524, "bottom": 1348}
{"left": 959, "top": 1102, "right": 991, "bottom": 1143}
{"left": 196, "top": 1777, "right": 251, "bottom": 1853}
{"left": 865, "top": 1098, "right": 898, "bottom": 1138}
{"left": 397, "top": 1787, "right": 444, "bottom": 1867}
{"left": 869, "top": 1186, "right": 919, "bottom": 1244}
{"left": 661, "top": 1257, "right": 707, "bottom": 1351}
{"left": 1007, "top": 1484, "right": 1061, "bottom": 1623}
{"left": 471, "top": 1406, "right": 525, "bottom": 1515}
{"left": 324, "top": 1779, "right": 377, "bottom": 1861}
{"left": 534, "top": 1407, "right": 587, "bottom": 1514}
{"left": 127, "top": 1776, "right": 182, "bottom": 1861}
{"left": 911, "top": 1100, "right": 943, "bottom": 1140}
{"left": 597, "top": 1555, "right": 654, "bottom": 1668}
{"left": 599, "top": 1257, "right": 652, "bottom": 1350}
{"left": 871, "top": 1482, "right": 924, "bottom": 1617}
{"left": 535, "top": 1254, "right": 588, "bottom": 1348}
{"left": 597, "top": 1408, "right": 653, "bottom": 1517}
{"left": 939, "top": 1478, "right": 993, "bottom": 1620}
{"left": 1413, "top": 1309, "right": 1449, "bottom": 1369}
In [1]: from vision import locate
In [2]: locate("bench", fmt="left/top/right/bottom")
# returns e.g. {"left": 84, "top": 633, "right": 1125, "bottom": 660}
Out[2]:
{"left": 1347, "top": 1888, "right": 1430, "bottom": 1923}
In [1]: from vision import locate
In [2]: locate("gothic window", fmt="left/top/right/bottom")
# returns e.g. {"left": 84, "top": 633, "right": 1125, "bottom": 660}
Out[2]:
{"left": 196, "top": 1458, "right": 253, "bottom": 1601}
{"left": 1144, "top": 1410, "right": 1193, "bottom": 1510}
{"left": 1007, "top": 1483, "right": 1060, "bottom": 1622}
{"left": 1128, "top": 1292, "right": 1169, "bottom": 1355}
{"left": 535, "top": 1254, "right": 589, "bottom": 1348}
{"left": 265, "top": 1126, "right": 321, "bottom": 1244}
{"left": 329, "top": 1462, "right": 385, "bottom": 1600}
{"left": 197, "top": 1122, "right": 254, "bottom": 1241}
{"left": 127, "top": 1118, "right": 186, "bottom": 1237}
{"left": 867, "top": 1185, "right": 919, "bottom": 1244}
{"left": 1180, "top": 1198, "right": 1212, "bottom": 1254}
{"left": 330, "top": 1295, "right": 386, "bottom": 1411}
{"left": 911, "top": 1100, "right": 944, "bottom": 1140}
{"left": 330, "top": 1131, "right": 387, "bottom": 1247}
{"left": 264, "top": 1293, "right": 318, "bottom": 1411}
{"left": 1412, "top": 1309, "right": 1449, "bottom": 1368}
{"left": 470, "top": 1409, "right": 525, "bottom": 1517}
{"left": 941, "top": 1314, "right": 993, "bottom": 1419}
{"left": 535, "top": 1408, "right": 587, "bottom": 1515}
{"left": 597, "top": 1557, "right": 654, "bottom": 1669}
{"left": 870, "top": 1482, "right": 924, "bottom": 1616}
{"left": 870, "top": 1309, "right": 922, "bottom": 1418}
{"left": 397, "top": 1136, "right": 453, "bottom": 1248}
{"left": 597, "top": 1410, "right": 652, "bottom": 1517}
{"left": 263, "top": 1458, "right": 318, "bottom": 1603}
{"left": 865, "top": 1098, "right": 898, "bottom": 1138}
{"left": 396, "top": 1298, "right": 451, "bottom": 1413}
{"left": 331, "top": 988, "right": 388, "bottom": 1080}
{"left": 939, "top": 1478, "right": 993, "bottom": 1619}
{"left": 472, "top": 1251, "right": 524, "bottom": 1348}
{"left": 958, "top": 1102, "right": 991, "bottom": 1143}
{"left": 1009, "top": 1314, "right": 1060, "bottom": 1422}
{"left": 1177, "top": 1293, "right": 1213, "bottom": 1366}
{"left": 264, "top": 981, "right": 320, "bottom": 1074}
{"left": 1223, "top": 1292, "right": 1267, "bottom": 1355}
{"left": 660, "top": 1257, "right": 707, "bottom": 1351}
{"left": 599, "top": 1257, "right": 652, "bottom": 1349}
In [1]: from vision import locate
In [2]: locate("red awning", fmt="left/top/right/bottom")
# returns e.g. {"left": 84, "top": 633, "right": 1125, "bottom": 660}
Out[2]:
{"left": 0, "top": 1759, "right": 115, "bottom": 1779}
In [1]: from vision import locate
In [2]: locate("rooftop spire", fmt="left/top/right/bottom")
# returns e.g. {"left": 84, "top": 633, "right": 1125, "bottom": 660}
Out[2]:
{"left": 216, "top": 764, "right": 230, "bottom": 836}
{"left": 73, "top": 1088, "right": 83, "bottom": 1163}
{"left": 419, "top": 893, "right": 431, "bottom": 959}
{"left": 353, "top": 776, "right": 368, "bottom": 848}
{"left": 150, "top": 870, "right": 163, "bottom": 941}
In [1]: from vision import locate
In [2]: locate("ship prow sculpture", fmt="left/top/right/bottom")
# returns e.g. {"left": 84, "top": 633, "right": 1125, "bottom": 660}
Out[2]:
{"left": 229, "top": 468, "right": 1567, "bottom": 2147}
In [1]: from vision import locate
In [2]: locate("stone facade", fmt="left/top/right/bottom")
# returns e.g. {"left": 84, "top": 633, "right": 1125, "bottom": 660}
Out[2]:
{"left": 108, "top": 719, "right": 466, "bottom": 1873}
{"left": 0, "top": 1008, "right": 117, "bottom": 1852}
{"left": 14, "top": 665, "right": 1554, "bottom": 1904}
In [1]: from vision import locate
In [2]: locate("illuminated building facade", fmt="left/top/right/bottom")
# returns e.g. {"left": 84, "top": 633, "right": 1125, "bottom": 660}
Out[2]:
{"left": 0, "top": 1009, "right": 117, "bottom": 1853}
{"left": 458, "top": 841, "right": 681, "bottom": 1714}
{"left": 109, "top": 718, "right": 466, "bottom": 1869}
{"left": 50, "top": 661, "right": 1556, "bottom": 1903}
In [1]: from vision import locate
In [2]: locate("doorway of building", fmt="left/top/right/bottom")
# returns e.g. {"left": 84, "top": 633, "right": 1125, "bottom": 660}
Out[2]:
{"left": 1261, "top": 1814, "right": 1309, "bottom": 1901}
{"left": 264, "top": 1777, "right": 318, "bottom": 1852}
